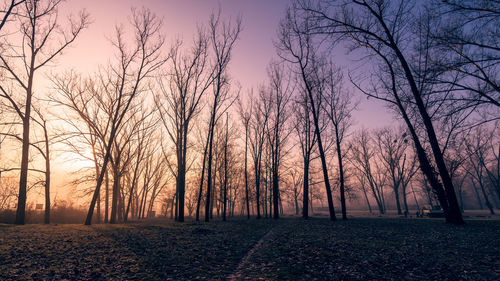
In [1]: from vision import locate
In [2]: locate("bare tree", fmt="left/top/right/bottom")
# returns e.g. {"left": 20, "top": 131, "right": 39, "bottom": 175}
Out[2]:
{"left": 248, "top": 88, "right": 271, "bottom": 219}
{"left": 292, "top": 77, "right": 318, "bottom": 219}
{"left": 321, "top": 64, "right": 356, "bottom": 220}
{"left": 156, "top": 24, "right": 213, "bottom": 222}
{"left": 204, "top": 11, "right": 241, "bottom": 222}
{"left": 349, "top": 129, "right": 387, "bottom": 215}
{"left": 265, "top": 62, "right": 293, "bottom": 219}
{"left": 375, "top": 128, "right": 410, "bottom": 215}
{"left": 84, "top": 7, "right": 166, "bottom": 225}
{"left": 222, "top": 113, "right": 229, "bottom": 221}
{"left": 0, "top": 176, "right": 17, "bottom": 210}
{"left": 31, "top": 106, "right": 51, "bottom": 224}
{"left": 237, "top": 93, "right": 253, "bottom": 219}
{"left": 0, "top": 0, "right": 89, "bottom": 224}
{"left": 464, "top": 126, "right": 498, "bottom": 214}
{"left": 277, "top": 6, "right": 337, "bottom": 220}
{"left": 429, "top": 0, "right": 499, "bottom": 113}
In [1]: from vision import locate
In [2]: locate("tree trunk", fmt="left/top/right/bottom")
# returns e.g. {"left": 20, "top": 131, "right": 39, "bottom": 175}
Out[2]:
{"left": 196, "top": 128, "right": 210, "bottom": 221}
{"left": 110, "top": 163, "right": 120, "bottom": 224}
{"left": 15, "top": 57, "right": 36, "bottom": 225}
{"left": 390, "top": 41, "right": 463, "bottom": 224}
{"left": 301, "top": 64, "right": 336, "bottom": 221}
{"left": 223, "top": 114, "right": 228, "bottom": 221}
{"left": 244, "top": 125, "right": 250, "bottom": 219}
{"left": 43, "top": 123, "right": 50, "bottom": 224}
{"left": 335, "top": 127, "right": 347, "bottom": 220}
{"left": 205, "top": 112, "right": 217, "bottom": 222}
{"left": 477, "top": 179, "right": 495, "bottom": 215}
{"left": 105, "top": 170, "right": 109, "bottom": 223}
{"left": 302, "top": 157, "right": 310, "bottom": 219}
{"left": 255, "top": 160, "right": 262, "bottom": 219}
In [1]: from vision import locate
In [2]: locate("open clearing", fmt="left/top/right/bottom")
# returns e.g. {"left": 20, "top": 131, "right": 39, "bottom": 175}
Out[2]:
{"left": 1, "top": 218, "right": 499, "bottom": 280}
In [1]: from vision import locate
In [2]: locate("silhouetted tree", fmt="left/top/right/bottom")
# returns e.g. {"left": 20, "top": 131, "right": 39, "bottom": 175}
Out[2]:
{"left": 265, "top": 62, "right": 293, "bottom": 219}
{"left": 321, "top": 64, "right": 356, "bottom": 220}
{"left": 204, "top": 12, "right": 241, "bottom": 222}
{"left": 85, "top": 7, "right": 166, "bottom": 225}
{"left": 277, "top": 6, "right": 337, "bottom": 220}
{"left": 0, "top": 0, "right": 89, "bottom": 224}
{"left": 350, "top": 129, "right": 387, "bottom": 214}
{"left": 237, "top": 94, "right": 253, "bottom": 219}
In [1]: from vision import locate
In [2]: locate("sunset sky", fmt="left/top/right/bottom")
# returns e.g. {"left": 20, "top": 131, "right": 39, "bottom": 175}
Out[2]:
{"left": 59, "top": 0, "right": 392, "bottom": 127}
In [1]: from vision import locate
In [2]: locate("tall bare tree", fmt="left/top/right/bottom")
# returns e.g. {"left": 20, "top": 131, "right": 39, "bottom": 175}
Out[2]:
{"left": 237, "top": 94, "right": 253, "bottom": 219}
{"left": 157, "top": 28, "right": 212, "bottom": 222}
{"left": 84, "top": 7, "right": 166, "bottom": 225}
{"left": 204, "top": 11, "right": 241, "bottom": 222}
{"left": 265, "top": 62, "right": 293, "bottom": 219}
{"left": 321, "top": 64, "right": 356, "bottom": 220}
{"left": 0, "top": 0, "right": 89, "bottom": 224}
{"left": 277, "top": 6, "right": 337, "bottom": 220}
{"left": 293, "top": 77, "right": 319, "bottom": 219}
{"left": 249, "top": 88, "right": 271, "bottom": 219}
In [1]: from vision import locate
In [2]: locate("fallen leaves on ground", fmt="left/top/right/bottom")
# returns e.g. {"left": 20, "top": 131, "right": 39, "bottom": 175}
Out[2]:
{"left": 0, "top": 218, "right": 498, "bottom": 280}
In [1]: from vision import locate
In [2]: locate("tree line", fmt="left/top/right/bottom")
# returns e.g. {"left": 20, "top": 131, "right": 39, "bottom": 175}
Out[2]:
{"left": 0, "top": 0, "right": 498, "bottom": 226}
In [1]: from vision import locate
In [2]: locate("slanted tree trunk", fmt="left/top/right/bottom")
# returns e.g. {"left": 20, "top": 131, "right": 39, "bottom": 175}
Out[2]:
{"left": 335, "top": 127, "right": 347, "bottom": 220}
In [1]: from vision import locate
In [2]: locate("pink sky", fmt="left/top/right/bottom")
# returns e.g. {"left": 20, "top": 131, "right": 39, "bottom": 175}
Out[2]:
{"left": 60, "top": 0, "right": 392, "bottom": 129}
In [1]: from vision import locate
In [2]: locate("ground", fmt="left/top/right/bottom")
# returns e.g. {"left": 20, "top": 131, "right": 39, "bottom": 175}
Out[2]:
{"left": 0, "top": 217, "right": 499, "bottom": 280}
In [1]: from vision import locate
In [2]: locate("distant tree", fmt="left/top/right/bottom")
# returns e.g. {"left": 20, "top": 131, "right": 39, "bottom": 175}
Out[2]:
{"left": 124, "top": 111, "right": 158, "bottom": 222}
{"left": 0, "top": 176, "right": 17, "bottom": 211}
{"left": 349, "top": 129, "right": 387, "bottom": 215}
{"left": 375, "top": 128, "right": 417, "bottom": 215}
{"left": 287, "top": 165, "right": 303, "bottom": 215}
{"left": 464, "top": 126, "right": 498, "bottom": 214}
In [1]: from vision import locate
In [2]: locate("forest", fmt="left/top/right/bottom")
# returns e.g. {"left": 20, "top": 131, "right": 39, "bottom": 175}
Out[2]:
{"left": 0, "top": 0, "right": 499, "bottom": 279}
{"left": 1, "top": 0, "right": 499, "bottom": 225}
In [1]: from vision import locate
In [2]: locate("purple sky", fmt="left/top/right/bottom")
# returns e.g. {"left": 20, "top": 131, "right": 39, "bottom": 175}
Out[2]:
{"left": 61, "top": 0, "right": 392, "bottom": 129}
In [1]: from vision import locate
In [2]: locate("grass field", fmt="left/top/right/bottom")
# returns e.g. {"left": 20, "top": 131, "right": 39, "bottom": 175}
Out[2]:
{"left": 1, "top": 217, "right": 499, "bottom": 280}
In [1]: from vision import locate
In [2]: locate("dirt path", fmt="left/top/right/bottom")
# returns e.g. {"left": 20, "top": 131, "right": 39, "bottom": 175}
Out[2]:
{"left": 227, "top": 228, "right": 274, "bottom": 280}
